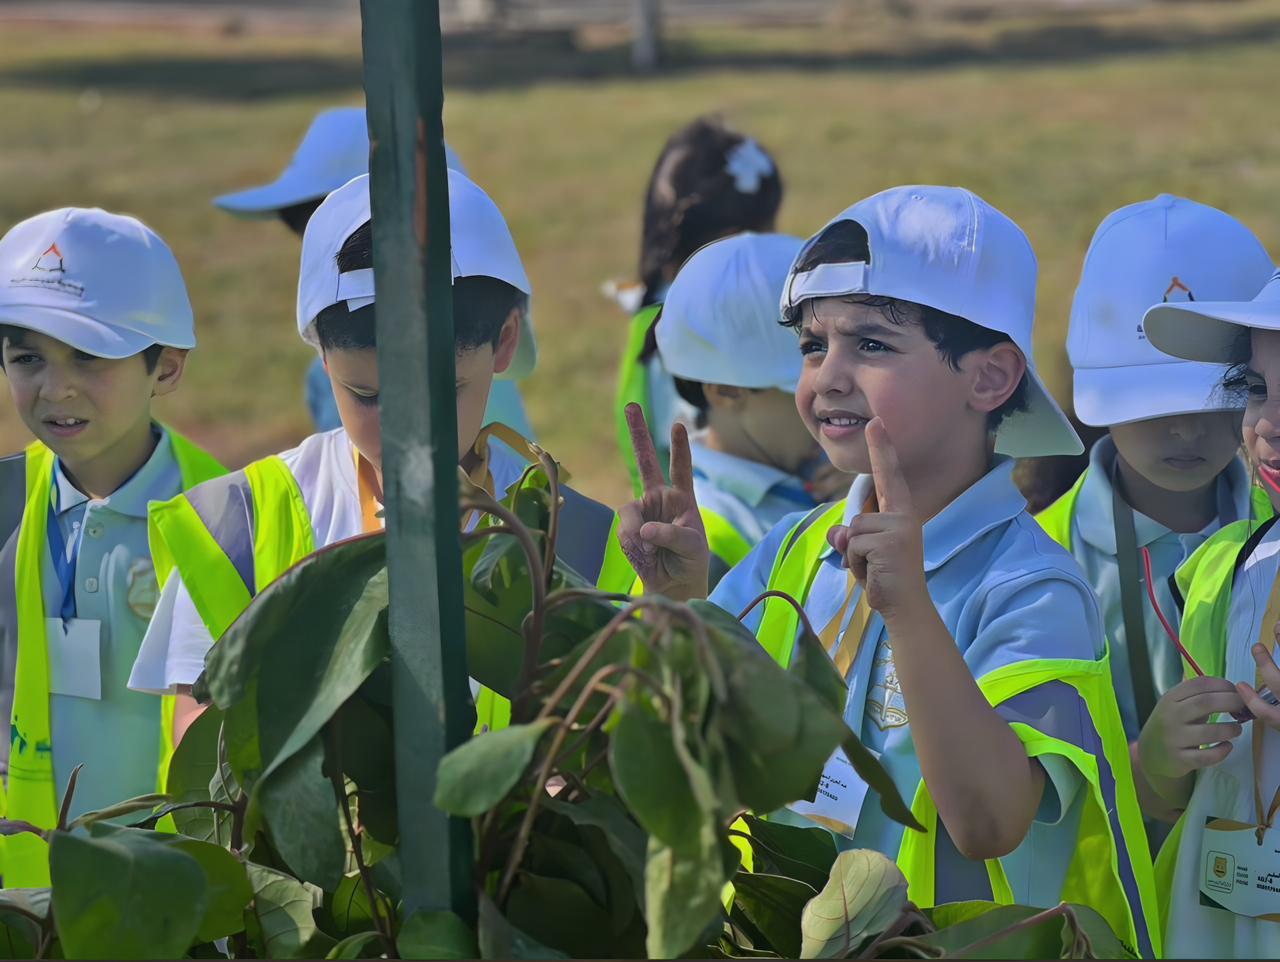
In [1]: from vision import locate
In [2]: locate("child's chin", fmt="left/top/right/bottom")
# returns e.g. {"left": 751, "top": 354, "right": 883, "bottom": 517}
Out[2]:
{"left": 820, "top": 442, "right": 868, "bottom": 477}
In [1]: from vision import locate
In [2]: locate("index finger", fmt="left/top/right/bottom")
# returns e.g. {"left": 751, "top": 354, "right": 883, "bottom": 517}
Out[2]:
{"left": 865, "top": 417, "right": 912, "bottom": 514}
{"left": 669, "top": 421, "right": 695, "bottom": 495}
{"left": 625, "top": 403, "right": 665, "bottom": 493}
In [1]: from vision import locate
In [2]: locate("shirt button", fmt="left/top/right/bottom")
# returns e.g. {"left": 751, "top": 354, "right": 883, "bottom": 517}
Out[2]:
{"left": 84, "top": 577, "right": 99, "bottom": 593}
{"left": 86, "top": 523, "right": 104, "bottom": 539}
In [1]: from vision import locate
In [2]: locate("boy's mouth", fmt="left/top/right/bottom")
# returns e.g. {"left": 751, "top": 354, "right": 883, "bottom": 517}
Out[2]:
{"left": 1259, "top": 459, "right": 1280, "bottom": 496}
{"left": 43, "top": 416, "right": 89, "bottom": 439}
{"left": 815, "top": 410, "right": 869, "bottom": 441}
{"left": 1161, "top": 454, "right": 1206, "bottom": 470}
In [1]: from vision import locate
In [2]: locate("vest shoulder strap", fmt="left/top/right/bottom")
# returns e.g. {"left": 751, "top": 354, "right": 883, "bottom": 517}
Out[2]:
{"left": 701, "top": 508, "right": 753, "bottom": 571}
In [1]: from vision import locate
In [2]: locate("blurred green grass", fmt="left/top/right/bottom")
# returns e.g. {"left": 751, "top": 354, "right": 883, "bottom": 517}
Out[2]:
{"left": 2, "top": 3, "right": 1280, "bottom": 505}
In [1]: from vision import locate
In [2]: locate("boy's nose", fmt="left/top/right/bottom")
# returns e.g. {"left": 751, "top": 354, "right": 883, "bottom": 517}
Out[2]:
{"left": 38, "top": 370, "right": 78, "bottom": 402}
{"left": 813, "top": 354, "right": 854, "bottom": 397}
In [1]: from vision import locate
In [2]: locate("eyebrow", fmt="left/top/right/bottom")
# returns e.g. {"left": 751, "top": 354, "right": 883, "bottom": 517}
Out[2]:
{"left": 340, "top": 380, "right": 378, "bottom": 394}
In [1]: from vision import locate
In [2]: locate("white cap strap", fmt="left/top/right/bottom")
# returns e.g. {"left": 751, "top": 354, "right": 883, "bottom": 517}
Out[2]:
{"left": 335, "top": 267, "right": 375, "bottom": 311}
{"left": 784, "top": 261, "right": 869, "bottom": 309}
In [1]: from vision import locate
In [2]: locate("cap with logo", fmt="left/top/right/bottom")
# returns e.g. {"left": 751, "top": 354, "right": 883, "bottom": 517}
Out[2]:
{"left": 0, "top": 207, "right": 195, "bottom": 359}
{"left": 1068, "top": 194, "right": 1272, "bottom": 427}
{"left": 297, "top": 170, "right": 536, "bottom": 379}
{"left": 782, "top": 184, "right": 1080, "bottom": 457}
{"left": 1144, "top": 267, "right": 1280, "bottom": 366}
{"left": 658, "top": 232, "right": 804, "bottom": 392}
{"left": 215, "top": 106, "right": 468, "bottom": 218}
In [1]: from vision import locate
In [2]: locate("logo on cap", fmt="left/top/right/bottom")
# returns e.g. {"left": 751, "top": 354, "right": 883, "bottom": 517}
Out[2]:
{"left": 32, "top": 243, "right": 65, "bottom": 274}
{"left": 1163, "top": 276, "right": 1195, "bottom": 303}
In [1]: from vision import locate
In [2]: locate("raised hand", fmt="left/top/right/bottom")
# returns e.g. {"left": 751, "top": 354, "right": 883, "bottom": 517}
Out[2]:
{"left": 616, "top": 403, "right": 709, "bottom": 601}
{"left": 1139, "top": 676, "right": 1244, "bottom": 783}
{"left": 826, "top": 417, "right": 926, "bottom": 618}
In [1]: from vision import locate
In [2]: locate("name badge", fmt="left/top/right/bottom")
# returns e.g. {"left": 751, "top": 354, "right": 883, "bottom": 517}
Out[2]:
{"left": 1199, "top": 818, "right": 1280, "bottom": 922}
{"left": 45, "top": 618, "right": 102, "bottom": 701}
{"left": 786, "top": 746, "right": 879, "bottom": 838}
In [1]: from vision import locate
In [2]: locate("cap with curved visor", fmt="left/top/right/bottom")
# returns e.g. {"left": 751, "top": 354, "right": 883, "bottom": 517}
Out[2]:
{"left": 298, "top": 171, "right": 537, "bottom": 379}
{"left": 215, "top": 106, "right": 467, "bottom": 218}
{"left": 782, "top": 185, "right": 1081, "bottom": 458}
{"left": 0, "top": 207, "right": 195, "bottom": 359}
{"left": 1144, "top": 267, "right": 1280, "bottom": 365}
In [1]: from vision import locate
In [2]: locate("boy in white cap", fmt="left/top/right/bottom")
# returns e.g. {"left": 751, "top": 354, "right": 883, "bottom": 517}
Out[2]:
{"left": 214, "top": 105, "right": 533, "bottom": 439}
{"left": 618, "top": 186, "right": 1159, "bottom": 953}
{"left": 1137, "top": 269, "right": 1280, "bottom": 958}
{"left": 1038, "top": 195, "right": 1274, "bottom": 748}
{"left": 0, "top": 208, "right": 224, "bottom": 886}
{"left": 130, "top": 170, "right": 620, "bottom": 741}
{"left": 655, "top": 232, "right": 828, "bottom": 582}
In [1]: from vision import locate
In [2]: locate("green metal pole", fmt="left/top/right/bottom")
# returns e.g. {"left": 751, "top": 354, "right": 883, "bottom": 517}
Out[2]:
{"left": 359, "top": 0, "right": 474, "bottom": 921}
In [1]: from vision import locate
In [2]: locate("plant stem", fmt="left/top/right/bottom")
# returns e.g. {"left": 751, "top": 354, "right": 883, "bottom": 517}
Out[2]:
{"left": 949, "top": 903, "right": 1077, "bottom": 959}
{"left": 736, "top": 589, "right": 820, "bottom": 641}
{"left": 56, "top": 764, "right": 83, "bottom": 832}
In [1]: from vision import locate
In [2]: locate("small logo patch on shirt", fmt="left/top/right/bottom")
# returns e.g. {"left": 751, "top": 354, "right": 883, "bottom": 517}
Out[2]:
{"left": 126, "top": 558, "right": 159, "bottom": 620}
{"left": 867, "top": 639, "right": 909, "bottom": 731}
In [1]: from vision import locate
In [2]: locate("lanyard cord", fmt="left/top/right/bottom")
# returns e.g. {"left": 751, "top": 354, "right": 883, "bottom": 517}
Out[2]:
{"left": 1113, "top": 470, "right": 1160, "bottom": 728}
{"left": 1251, "top": 569, "right": 1280, "bottom": 843}
{"left": 45, "top": 471, "right": 81, "bottom": 623}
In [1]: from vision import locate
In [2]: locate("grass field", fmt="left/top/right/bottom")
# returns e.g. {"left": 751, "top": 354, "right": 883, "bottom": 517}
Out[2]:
{"left": 3, "top": 2, "right": 1280, "bottom": 505}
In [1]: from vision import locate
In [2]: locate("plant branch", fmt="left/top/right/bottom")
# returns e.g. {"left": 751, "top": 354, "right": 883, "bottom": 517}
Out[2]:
{"left": 533, "top": 449, "right": 564, "bottom": 588}
{"left": 950, "top": 903, "right": 1078, "bottom": 960}
{"left": 737, "top": 590, "right": 820, "bottom": 642}
{"left": 131, "top": 800, "right": 238, "bottom": 829}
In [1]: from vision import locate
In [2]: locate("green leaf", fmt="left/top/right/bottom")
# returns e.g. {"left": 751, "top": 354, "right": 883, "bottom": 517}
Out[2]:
{"left": 785, "top": 613, "right": 847, "bottom": 719}
{"left": 644, "top": 825, "right": 729, "bottom": 960}
{"left": 68, "top": 793, "right": 169, "bottom": 832}
{"left": 325, "top": 931, "right": 386, "bottom": 959}
{"left": 159, "top": 834, "right": 253, "bottom": 942}
{"left": 50, "top": 827, "right": 208, "bottom": 959}
{"left": 840, "top": 732, "right": 923, "bottom": 833}
{"left": 609, "top": 705, "right": 708, "bottom": 856}
{"left": 162, "top": 706, "right": 224, "bottom": 841}
{"left": 542, "top": 795, "right": 646, "bottom": 901}
{"left": 0, "top": 889, "right": 50, "bottom": 960}
{"left": 914, "top": 903, "right": 1136, "bottom": 959}
{"left": 737, "top": 814, "right": 837, "bottom": 892}
{"left": 337, "top": 695, "right": 397, "bottom": 845}
{"left": 322, "top": 874, "right": 394, "bottom": 939}
{"left": 434, "top": 718, "right": 556, "bottom": 817}
{"left": 244, "top": 863, "right": 333, "bottom": 959}
{"left": 731, "top": 873, "right": 815, "bottom": 958}
{"left": 398, "top": 910, "right": 479, "bottom": 960}
{"left": 476, "top": 891, "right": 569, "bottom": 960}
{"left": 527, "top": 834, "right": 609, "bottom": 906}
{"left": 799, "top": 849, "right": 908, "bottom": 959}
{"left": 258, "top": 735, "right": 346, "bottom": 890}
{"left": 506, "top": 873, "right": 622, "bottom": 959}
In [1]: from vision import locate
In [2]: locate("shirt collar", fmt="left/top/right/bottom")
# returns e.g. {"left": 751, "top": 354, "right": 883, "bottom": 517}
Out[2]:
{"left": 53, "top": 426, "right": 177, "bottom": 519}
{"left": 689, "top": 437, "right": 806, "bottom": 507}
{"left": 830, "top": 456, "right": 1027, "bottom": 573}
{"left": 1075, "top": 436, "right": 1252, "bottom": 553}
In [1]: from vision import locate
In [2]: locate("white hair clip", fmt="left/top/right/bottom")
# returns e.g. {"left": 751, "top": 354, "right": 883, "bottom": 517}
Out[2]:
{"left": 725, "top": 139, "right": 773, "bottom": 194}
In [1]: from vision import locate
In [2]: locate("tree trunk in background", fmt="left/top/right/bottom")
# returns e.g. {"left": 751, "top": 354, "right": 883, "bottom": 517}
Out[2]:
{"left": 632, "top": 0, "right": 662, "bottom": 71}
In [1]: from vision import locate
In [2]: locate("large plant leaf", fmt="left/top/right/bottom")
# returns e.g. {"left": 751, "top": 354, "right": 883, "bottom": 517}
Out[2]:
{"left": 325, "top": 931, "right": 386, "bottom": 959}
{"left": 337, "top": 695, "right": 397, "bottom": 844}
{"left": 159, "top": 834, "right": 254, "bottom": 942}
{"left": 731, "top": 872, "right": 816, "bottom": 958}
{"left": 737, "top": 814, "right": 837, "bottom": 892}
{"left": 257, "top": 735, "right": 346, "bottom": 890}
{"left": 644, "top": 825, "right": 729, "bottom": 960}
{"left": 50, "top": 826, "right": 208, "bottom": 959}
{"left": 783, "top": 610, "right": 848, "bottom": 718}
{"left": 162, "top": 706, "right": 224, "bottom": 841}
{"left": 799, "top": 850, "right": 908, "bottom": 959}
{"left": 0, "top": 889, "right": 49, "bottom": 960}
{"left": 434, "top": 718, "right": 556, "bottom": 817}
{"left": 398, "top": 910, "right": 479, "bottom": 960}
{"left": 476, "top": 891, "right": 568, "bottom": 960}
{"left": 542, "top": 795, "right": 646, "bottom": 897}
{"left": 321, "top": 874, "right": 394, "bottom": 939}
{"left": 840, "top": 732, "right": 923, "bottom": 833}
{"left": 610, "top": 705, "right": 709, "bottom": 856}
{"left": 244, "top": 863, "right": 333, "bottom": 959}
{"left": 915, "top": 903, "right": 1136, "bottom": 959}
{"left": 505, "top": 872, "right": 624, "bottom": 958}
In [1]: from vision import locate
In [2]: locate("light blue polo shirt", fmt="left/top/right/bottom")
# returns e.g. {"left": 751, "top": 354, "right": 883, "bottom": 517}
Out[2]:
{"left": 690, "top": 438, "right": 817, "bottom": 547}
{"left": 1062, "top": 436, "right": 1253, "bottom": 740}
{"left": 711, "top": 457, "right": 1105, "bottom": 908}
{"left": 44, "top": 429, "right": 181, "bottom": 821}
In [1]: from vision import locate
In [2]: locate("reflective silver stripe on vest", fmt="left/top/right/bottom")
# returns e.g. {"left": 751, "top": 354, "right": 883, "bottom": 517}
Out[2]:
{"left": 182, "top": 470, "right": 256, "bottom": 596}
{"left": 557, "top": 485, "right": 613, "bottom": 584}
{"left": 995, "top": 681, "right": 1151, "bottom": 959}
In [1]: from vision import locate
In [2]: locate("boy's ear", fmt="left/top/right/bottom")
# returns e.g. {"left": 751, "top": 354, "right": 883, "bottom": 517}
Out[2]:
{"left": 967, "top": 342, "right": 1026, "bottom": 415}
{"left": 151, "top": 347, "right": 189, "bottom": 399}
{"left": 492, "top": 307, "right": 521, "bottom": 376}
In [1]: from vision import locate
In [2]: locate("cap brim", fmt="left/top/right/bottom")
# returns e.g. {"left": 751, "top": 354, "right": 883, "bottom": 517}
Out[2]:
{"left": 1073, "top": 360, "right": 1235, "bottom": 428}
{"left": 0, "top": 303, "right": 170, "bottom": 358}
{"left": 994, "top": 365, "right": 1083, "bottom": 458}
{"left": 214, "top": 171, "right": 335, "bottom": 218}
{"left": 1143, "top": 300, "right": 1280, "bottom": 364}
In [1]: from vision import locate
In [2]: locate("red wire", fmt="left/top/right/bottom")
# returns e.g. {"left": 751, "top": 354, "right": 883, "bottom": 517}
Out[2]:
{"left": 1141, "top": 546, "right": 1205, "bottom": 677}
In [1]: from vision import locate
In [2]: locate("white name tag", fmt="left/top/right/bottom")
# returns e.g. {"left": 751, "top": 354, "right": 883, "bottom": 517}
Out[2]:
{"left": 1199, "top": 818, "right": 1280, "bottom": 922}
{"left": 786, "top": 746, "right": 878, "bottom": 838}
{"left": 45, "top": 618, "right": 102, "bottom": 701}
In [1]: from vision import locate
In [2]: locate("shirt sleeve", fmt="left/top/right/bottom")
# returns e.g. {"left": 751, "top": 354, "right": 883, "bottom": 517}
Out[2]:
{"left": 708, "top": 510, "right": 811, "bottom": 633}
{"left": 127, "top": 574, "right": 215, "bottom": 695}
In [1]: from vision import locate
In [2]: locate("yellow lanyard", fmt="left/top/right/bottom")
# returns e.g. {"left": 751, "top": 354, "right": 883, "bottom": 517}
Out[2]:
{"left": 354, "top": 449, "right": 384, "bottom": 534}
{"left": 1251, "top": 570, "right": 1280, "bottom": 842}
{"left": 818, "top": 493, "right": 879, "bottom": 681}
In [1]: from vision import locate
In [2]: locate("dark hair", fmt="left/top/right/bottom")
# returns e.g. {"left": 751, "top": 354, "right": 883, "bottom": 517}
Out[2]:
{"left": 277, "top": 198, "right": 324, "bottom": 238}
{"left": 314, "top": 221, "right": 529, "bottom": 354}
{"left": 0, "top": 324, "right": 165, "bottom": 372}
{"left": 673, "top": 375, "right": 710, "bottom": 427}
{"left": 1220, "top": 327, "right": 1255, "bottom": 409}
{"left": 638, "top": 116, "right": 783, "bottom": 311}
{"left": 781, "top": 220, "right": 1029, "bottom": 430}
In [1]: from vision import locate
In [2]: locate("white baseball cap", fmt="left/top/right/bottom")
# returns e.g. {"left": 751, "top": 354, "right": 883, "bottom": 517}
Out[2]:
{"left": 782, "top": 185, "right": 1081, "bottom": 458}
{"left": 658, "top": 232, "right": 803, "bottom": 391}
{"left": 297, "top": 170, "right": 536, "bottom": 378}
{"left": 1068, "top": 195, "right": 1272, "bottom": 427}
{"left": 215, "top": 106, "right": 467, "bottom": 217}
{"left": 1144, "top": 267, "right": 1280, "bottom": 365}
{"left": 0, "top": 207, "right": 195, "bottom": 359}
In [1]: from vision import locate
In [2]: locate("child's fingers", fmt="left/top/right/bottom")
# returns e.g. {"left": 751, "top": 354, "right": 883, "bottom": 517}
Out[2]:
{"left": 1182, "top": 689, "right": 1248, "bottom": 721}
{"left": 1182, "top": 740, "right": 1233, "bottom": 771}
{"left": 625, "top": 403, "right": 666, "bottom": 494}
{"left": 1177, "top": 720, "right": 1244, "bottom": 748}
{"left": 669, "top": 421, "right": 695, "bottom": 495}
{"left": 826, "top": 524, "right": 850, "bottom": 556}
{"left": 1236, "top": 681, "right": 1280, "bottom": 728}
{"left": 865, "top": 418, "right": 913, "bottom": 515}
{"left": 1251, "top": 643, "right": 1280, "bottom": 690}
{"left": 640, "top": 520, "right": 708, "bottom": 561}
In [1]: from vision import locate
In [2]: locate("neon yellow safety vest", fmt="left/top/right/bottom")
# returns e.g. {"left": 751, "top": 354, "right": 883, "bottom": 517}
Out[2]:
{"left": 753, "top": 502, "right": 1162, "bottom": 959}
{"left": 2, "top": 432, "right": 224, "bottom": 887}
{"left": 614, "top": 304, "right": 662, "bottom": 498}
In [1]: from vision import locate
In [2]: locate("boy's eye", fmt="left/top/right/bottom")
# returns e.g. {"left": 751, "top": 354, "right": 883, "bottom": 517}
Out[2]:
{"left": 348, "top": 389, "right": 379, "bottom": 407}
{"left": 8, "top": 353, "right": 41, "bottom": 365}
{"left": 799, "top": 337, "right": 825, "bottom": 356}
{"left": 1248, "top": 383, "right": 1268, "bottom": 400}
{"left": 858, "top": 338, "right": 890, "bottom": 354}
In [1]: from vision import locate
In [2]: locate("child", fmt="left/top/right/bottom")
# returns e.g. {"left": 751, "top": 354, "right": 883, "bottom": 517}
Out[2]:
{"left": 213, "top": 105, "right": 534, "bottom": 439}
{"left": 619, "top": 186, "right": 1159, "bottom": 954}
{"left": 129, "top": 170, "right": 619, "bottom": 742}
{"left": 654, "top": 231, "right": 827, "bottom": 582}
{"left": 615, "top": 116, "right": 783, "bottom": 494}
{"left": 1039, "top": 195, "right": 1275, "bottom": 744}
{"left": 1136, "top": 270, "right": 1280, "bottom": 958}
{"left": 0, "top": 208, "right": 224, "bottom": 886}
